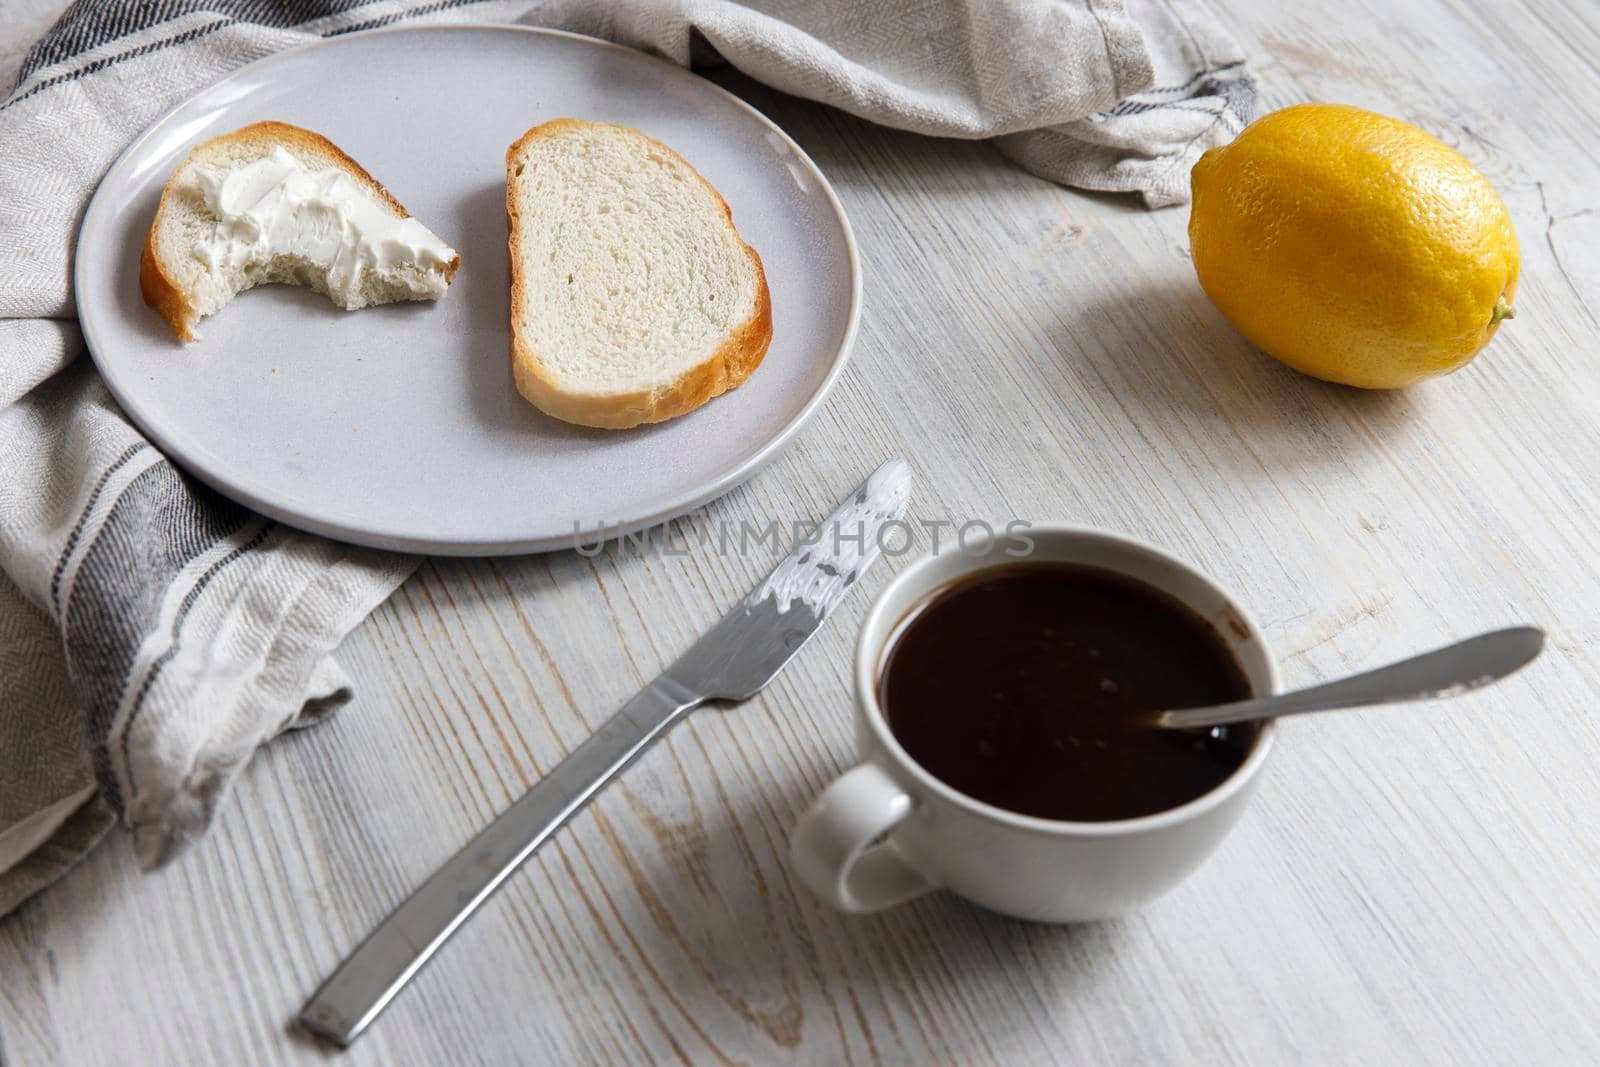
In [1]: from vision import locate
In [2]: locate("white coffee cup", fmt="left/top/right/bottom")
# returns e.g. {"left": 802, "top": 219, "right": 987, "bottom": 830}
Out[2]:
{"left": 789, "top": 525, "right": 1278, "bottom": 923}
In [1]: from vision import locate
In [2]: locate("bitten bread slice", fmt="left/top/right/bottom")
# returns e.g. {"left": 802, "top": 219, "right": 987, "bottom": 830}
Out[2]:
{"left": 141, "top": 121, "right": 460, "bottom": 342}
{"left": 506, "top": 119, "right": 772, "bottom": 429}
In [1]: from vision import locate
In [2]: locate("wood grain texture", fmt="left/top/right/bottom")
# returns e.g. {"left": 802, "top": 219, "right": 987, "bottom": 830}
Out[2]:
{"left": 6, "top": 0, "right": 1600, "bottom": 1062}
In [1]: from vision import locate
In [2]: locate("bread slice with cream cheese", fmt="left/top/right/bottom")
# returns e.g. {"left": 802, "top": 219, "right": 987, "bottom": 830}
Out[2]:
{"left": 141, "top": 121, "right": 460, "bottom": 342}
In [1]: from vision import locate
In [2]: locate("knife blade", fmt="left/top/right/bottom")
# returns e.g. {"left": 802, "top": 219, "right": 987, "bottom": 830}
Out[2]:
{"left": 299, "top": 458, "right": 913, "bottom": 1046}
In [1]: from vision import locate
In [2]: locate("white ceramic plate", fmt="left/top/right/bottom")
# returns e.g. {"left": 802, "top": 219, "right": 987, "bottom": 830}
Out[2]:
{"left": 76, "top": 25, "right": 859, "bottom": 555}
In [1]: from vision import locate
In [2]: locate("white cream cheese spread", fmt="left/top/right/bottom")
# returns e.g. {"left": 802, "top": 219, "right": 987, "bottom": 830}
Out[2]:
{"left": 190, "top": 146, "right": 455, "bottom": 305}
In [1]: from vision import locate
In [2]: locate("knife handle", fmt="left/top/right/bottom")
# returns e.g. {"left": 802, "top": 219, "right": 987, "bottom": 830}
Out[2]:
{"left": 299, "top": 675, "right": 704, "bottom": 1046}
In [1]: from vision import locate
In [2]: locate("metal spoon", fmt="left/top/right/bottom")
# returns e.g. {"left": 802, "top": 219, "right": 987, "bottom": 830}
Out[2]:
{"left": 1154, "top": 626, "right": 1545, "bottom": 731}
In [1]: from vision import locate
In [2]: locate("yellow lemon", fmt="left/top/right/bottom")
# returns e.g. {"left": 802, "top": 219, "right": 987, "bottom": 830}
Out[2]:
{"left": 1188, "top": 103, "right": 1519, "bottom": 389}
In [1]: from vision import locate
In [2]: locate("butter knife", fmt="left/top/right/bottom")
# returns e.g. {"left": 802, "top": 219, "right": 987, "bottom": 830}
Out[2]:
{"left": 300, "top": 459, "right": 913, "bottom": 1046}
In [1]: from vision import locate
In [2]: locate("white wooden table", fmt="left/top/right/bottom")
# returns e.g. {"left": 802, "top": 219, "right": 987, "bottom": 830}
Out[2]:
{"left": 6, "top": 1, "right": 1600, "bottom": 1063}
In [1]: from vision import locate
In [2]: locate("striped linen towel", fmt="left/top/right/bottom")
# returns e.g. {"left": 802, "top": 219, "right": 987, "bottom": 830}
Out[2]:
{"left": 0, "top": 0, "right": 1256, "bottom": 916}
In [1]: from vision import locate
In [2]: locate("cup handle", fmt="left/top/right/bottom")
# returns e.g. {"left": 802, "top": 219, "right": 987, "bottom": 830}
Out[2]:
{"left": 789, "top": 763, "right": 937, "bottom": 913}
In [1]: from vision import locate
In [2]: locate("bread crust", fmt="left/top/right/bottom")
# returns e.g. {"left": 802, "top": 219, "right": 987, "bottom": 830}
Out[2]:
{"left": 141, "top": 217, "right": 198, "bottom": 341}
{"left": 506, "top": 118, "right": 774, "bottom": 430}
{"left": 140, "top": 120, "right": 460, "bottom": 342}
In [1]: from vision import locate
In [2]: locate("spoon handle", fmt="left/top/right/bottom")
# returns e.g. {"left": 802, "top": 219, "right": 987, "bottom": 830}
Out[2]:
{"left": 1157, "top": 626, "right": 1545, "bottom": 730}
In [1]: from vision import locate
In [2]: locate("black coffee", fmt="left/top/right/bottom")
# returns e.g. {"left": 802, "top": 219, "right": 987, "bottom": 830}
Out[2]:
{"left": 879, "top": 562, "right": 1256, "bottom": 821}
